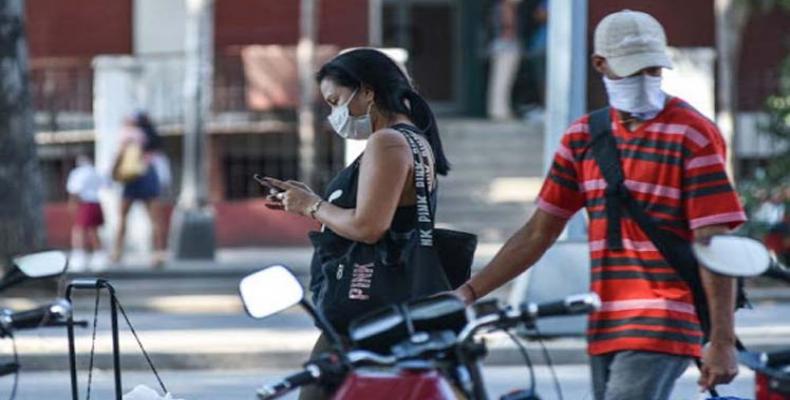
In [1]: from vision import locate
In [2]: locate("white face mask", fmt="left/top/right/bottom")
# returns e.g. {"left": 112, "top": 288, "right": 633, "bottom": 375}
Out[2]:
{"left": 603, "top": 75, "right": 666, "bottom": 121}
{"left": 327, "top": 89, "right": 374, "bottom": 140}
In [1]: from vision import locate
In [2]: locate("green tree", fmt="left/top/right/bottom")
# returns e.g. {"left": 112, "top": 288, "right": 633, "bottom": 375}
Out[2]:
{"left": 763, "top": 56, "right": 790, "bottom": 183}
{"left": 0, "top": 0, "right": 45, "bottom": 264}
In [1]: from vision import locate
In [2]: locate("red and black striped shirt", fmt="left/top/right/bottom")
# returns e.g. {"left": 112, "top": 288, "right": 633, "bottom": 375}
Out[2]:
{"left": 537, "top": 97, "right": 746, "bottom": 358}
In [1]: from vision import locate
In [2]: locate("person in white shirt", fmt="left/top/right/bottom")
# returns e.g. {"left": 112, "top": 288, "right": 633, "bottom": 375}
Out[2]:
{"left": 67, "top": 154, "right": 107, "bottom": 271}
{"left": 487, "top": 0, "right": 523, "bottom": 120}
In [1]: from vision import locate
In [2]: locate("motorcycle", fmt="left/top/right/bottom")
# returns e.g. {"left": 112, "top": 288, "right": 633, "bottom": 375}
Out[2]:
{"left": 691, "top": 235, "right": 790, "bottom": 400}
{"left": 238, "top": 264, "right": 601, "bottom": 400}
{"left": 737, "top": 261, "right": 790, "bottom": 400}
{"left": 0, "top": 250, "right": 72, "bottom": 398}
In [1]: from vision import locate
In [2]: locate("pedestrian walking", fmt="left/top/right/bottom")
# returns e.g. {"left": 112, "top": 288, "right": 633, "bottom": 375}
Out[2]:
{"left": 111, "top": 111, "right": 168, "bottom": 268}
{"left": 66, "top": 154, "right": 107, "bottom": 271}
{"left": 259, "top": 48, "right": 453, "bottom": 400}
{"left": 487, "top": 0, "right": 523, "bottom": 120}
{"left": 456, "top": 10, "right": 746, "bottom": 400}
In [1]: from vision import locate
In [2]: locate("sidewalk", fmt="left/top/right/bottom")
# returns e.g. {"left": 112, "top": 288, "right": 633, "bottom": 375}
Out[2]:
{"left": 8, "top": 244, "right": 787, "bottom": 312}
{"left": 4, "top": 245, "right": 790, "bottom": 372}
{"left": 12, "top": 317, "right": 790, "bottom": 371}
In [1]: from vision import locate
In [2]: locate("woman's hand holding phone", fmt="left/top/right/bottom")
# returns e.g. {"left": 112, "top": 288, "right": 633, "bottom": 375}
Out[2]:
{"left": 253, "top": 175, "right": 320, "bottom": 215}
{"left": 254, "top": 174, "right": 285, "bottom": 210}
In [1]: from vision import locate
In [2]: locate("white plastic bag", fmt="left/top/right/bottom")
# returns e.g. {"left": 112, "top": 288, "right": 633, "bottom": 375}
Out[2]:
{"left": 123, "top": 384, "right": 185, "bottom": 400}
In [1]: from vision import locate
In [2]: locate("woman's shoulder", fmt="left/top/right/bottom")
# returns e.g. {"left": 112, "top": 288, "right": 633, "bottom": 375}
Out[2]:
{"left": 365, "top": 128, "right": 411, "bottom": 150}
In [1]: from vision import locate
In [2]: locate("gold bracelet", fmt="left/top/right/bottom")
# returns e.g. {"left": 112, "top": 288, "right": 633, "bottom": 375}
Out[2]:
{"left": 309, "top": 199, "right": 324, "bottom": 220}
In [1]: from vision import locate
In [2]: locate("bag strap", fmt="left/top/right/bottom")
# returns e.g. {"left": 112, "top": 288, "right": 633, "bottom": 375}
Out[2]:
{"left": 588, "top": 108, "right": 716, "bottom": 336}
{"left": 399, "top": 127, "right": 436, "bottom": 248}
{"left": 588, "top": 108, "right": 626, "bottom": 251}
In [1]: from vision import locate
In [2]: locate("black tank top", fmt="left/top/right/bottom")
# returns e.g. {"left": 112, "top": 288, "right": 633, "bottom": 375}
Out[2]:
{"left": 308, "top": 124, "right": 438, "bottom": 299}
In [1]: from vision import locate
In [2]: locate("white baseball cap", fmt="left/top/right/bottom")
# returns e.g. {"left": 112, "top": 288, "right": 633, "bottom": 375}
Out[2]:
{"left": 593, "top": 10, "right": 673, "bottom": 77}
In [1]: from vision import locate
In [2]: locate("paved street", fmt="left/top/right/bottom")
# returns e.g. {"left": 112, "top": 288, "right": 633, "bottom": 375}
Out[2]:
{"left": 5, "top": 365, "right": 755, "bottom": 400}
{"left": 0, "top": 249, "right": 786, "bottom": 398}
{"left": 4, "top": 293, "right": 790, "bottom": 371}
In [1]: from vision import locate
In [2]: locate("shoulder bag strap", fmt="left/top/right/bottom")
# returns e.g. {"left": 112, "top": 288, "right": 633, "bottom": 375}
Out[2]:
{"left": 399, "top": 127, "right": 436, "bottom": 248}
{"left": 588, "top": 108, "right": 626, "bottom": 251}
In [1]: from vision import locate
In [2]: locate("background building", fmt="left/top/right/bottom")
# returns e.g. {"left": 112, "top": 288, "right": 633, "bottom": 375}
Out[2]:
{"left": 26, "top": 0, "right": 789, "bottom": 248}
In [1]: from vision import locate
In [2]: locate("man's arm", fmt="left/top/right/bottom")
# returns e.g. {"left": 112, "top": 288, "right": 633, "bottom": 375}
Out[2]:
{"left": 695, "top": 224, "right": 739, "bottom": 391}
{"left": 455, "top": 209, "right": 569, "bottom": 304}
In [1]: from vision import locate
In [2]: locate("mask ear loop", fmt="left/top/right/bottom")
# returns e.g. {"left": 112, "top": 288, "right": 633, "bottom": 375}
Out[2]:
{"left": 341, "top": 88, "right": 359, "bottom": 108}
{"left": 362, "top": 100, "right": 376, "bottom": 132}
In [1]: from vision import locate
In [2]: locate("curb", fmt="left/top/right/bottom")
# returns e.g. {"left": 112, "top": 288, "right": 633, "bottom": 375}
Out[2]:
{"left": 15, "top": 340, "right": 790, "bottom": 372}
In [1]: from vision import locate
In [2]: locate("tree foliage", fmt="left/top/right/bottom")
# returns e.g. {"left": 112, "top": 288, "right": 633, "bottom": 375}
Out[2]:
{"left": 762, "top": 56, "right": 790, "bottom": 183}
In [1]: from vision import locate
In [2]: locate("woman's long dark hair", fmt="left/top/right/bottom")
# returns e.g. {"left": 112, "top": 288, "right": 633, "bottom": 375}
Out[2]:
{"left": 134, "top": 112, "right": 163, "bottom": 152}
{"left": 316, "top": 48, "right": 450, "bottom": 175}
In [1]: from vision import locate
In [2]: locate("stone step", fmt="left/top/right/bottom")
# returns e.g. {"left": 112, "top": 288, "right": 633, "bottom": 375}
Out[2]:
{"left": 438, "top": 210, "right": 532, "bottom": 233}
{"left": 438, "top": 119, "right": 544, "bottom": 137}
{"left": 444, "top": 162, "right": 543, "bottom": 177}
{"left": 444, "top": 142, "right": 540, "bottom": 156}
{"left": 437, "top": 203, "right": 535, "bottom": 219}
{"left": 439, "top": 176, "right": 544, "bottom": 204}
{"left": 434, "top": 118, "right": 545, "bottom": 243}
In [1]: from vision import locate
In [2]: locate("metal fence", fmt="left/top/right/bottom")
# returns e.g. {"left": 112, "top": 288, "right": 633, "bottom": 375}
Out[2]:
{"left": 30, "top": 53, "right": 345, "bottom": 202}
{"left": 28, "top": 53, "right": 271, "bottom": 132}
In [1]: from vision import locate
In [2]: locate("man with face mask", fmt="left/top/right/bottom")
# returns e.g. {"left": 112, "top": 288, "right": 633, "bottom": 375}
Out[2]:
{"left": 455, "top": 10, "right": 746, "bottom": 400}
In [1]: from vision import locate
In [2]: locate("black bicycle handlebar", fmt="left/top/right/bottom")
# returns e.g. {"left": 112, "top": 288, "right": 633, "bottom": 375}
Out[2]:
{"left": 1, "top": 299, "right": 72, "bottom": 333}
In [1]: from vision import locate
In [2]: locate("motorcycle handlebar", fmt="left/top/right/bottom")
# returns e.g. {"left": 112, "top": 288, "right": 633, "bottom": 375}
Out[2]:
{"left": 257, "top": 365, "right": 320, "bottom": 400}
{"left": 254, "top": 293, "right": 601, "bottom": 398}
{"left": 0, "top": 299, "right": 72, "bottom": 333}
{"left": 460, "top": 292, "right": 600, "bottom": 341}
{"left": 763, "top": 349, "right": 790, "bottom": 367}
{"left": 530, "top": 293, "right": 602, "bottom": 318}
{"left": 346, "top": 350, "right": 397, "bottom": 366}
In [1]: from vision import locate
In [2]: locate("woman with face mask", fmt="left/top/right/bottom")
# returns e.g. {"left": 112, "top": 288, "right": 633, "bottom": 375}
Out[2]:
{"left": 259, "top": 48, "right": 450, "bottom": 400}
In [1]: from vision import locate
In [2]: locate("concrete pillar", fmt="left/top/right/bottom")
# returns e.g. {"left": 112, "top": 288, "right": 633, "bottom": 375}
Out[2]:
{"left": 133, "top": 0, "right": 187, "bottom": 55}
{"left": 544, "top": 0, "right": 587, "bottom": 240}
{"left": 92, "top": 56, "right": 154, "bottom": 262}
{"left": 368, "top": 0, "right": 383, "bottom": 47}
{"left": 169, "top": 0, "right": 216, "bottom": 260}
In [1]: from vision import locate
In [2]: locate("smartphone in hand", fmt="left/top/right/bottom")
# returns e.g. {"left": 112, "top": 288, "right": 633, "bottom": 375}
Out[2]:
{"left": 253, "top": 174, "right": 284, "bottom": 193}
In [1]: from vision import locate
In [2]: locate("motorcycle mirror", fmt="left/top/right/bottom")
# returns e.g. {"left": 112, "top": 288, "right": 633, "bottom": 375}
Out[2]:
{"left": 12, "top": 251, "right": 68, "bottom": 278}
{"left": 239, "top": 265, "right": 304, "bottom": 319}
{"left": 0, "top": 251, "right": 67, "bottom": 291}
{"left": 692, "top": 235, "right": 772, "bottom": 277}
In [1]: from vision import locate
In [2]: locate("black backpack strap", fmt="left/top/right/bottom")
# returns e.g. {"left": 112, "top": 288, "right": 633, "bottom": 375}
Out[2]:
{"left": 588, "top": 108, "right": 625, "bottom": 251}
{"left": 587, "top": 107, "right": 713, "bottom": 337}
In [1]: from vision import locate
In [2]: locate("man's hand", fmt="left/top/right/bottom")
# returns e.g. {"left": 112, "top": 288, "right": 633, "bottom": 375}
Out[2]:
{"left": 698, "top": 341, "right": 738, "bottom": 392}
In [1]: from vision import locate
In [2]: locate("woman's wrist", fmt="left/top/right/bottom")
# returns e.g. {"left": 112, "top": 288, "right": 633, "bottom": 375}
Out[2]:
{"left": 308, "top": 198, "right": 324, "bottom": 219}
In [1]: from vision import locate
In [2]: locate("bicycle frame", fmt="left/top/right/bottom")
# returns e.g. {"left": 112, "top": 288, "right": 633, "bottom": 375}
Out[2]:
{"left": 66, "top": 278, "right": 123, "bottom": 400}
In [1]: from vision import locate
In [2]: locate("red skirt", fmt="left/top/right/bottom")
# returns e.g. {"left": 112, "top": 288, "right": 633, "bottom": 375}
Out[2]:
{"left": 75, "top": 202, "right": 104, "bottom": 228}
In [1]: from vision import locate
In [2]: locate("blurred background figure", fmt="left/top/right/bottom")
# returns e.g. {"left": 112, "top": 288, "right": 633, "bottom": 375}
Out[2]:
{"left": 66, "top": 154, "right": 107, "bottom": 272}
{"left": 753, "top": 186, "right": 790, "bottom": 264}
{"left": 517, "top": 0, "right": 547, "bottom": 121}
{"left": 111, "top": 111, "right": 169, "bottom": 268}
{"left": 486, "top": 0, "right": 548, "bottom": 122}
{"left": 753, "top": 189, "right": 786, "bottom": 227}
{"left": 487, "top": 0, "right": 522, "bottom": 120}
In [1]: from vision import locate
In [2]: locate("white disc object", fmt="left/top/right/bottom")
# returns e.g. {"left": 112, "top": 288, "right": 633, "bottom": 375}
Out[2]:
{"left": 692, "top": 235, "right": 772, "bottom": 277}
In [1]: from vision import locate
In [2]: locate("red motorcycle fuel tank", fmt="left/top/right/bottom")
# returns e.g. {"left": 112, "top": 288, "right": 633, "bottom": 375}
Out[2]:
{"left": 332, "top": 369, "right": 461, "bottom": 400}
